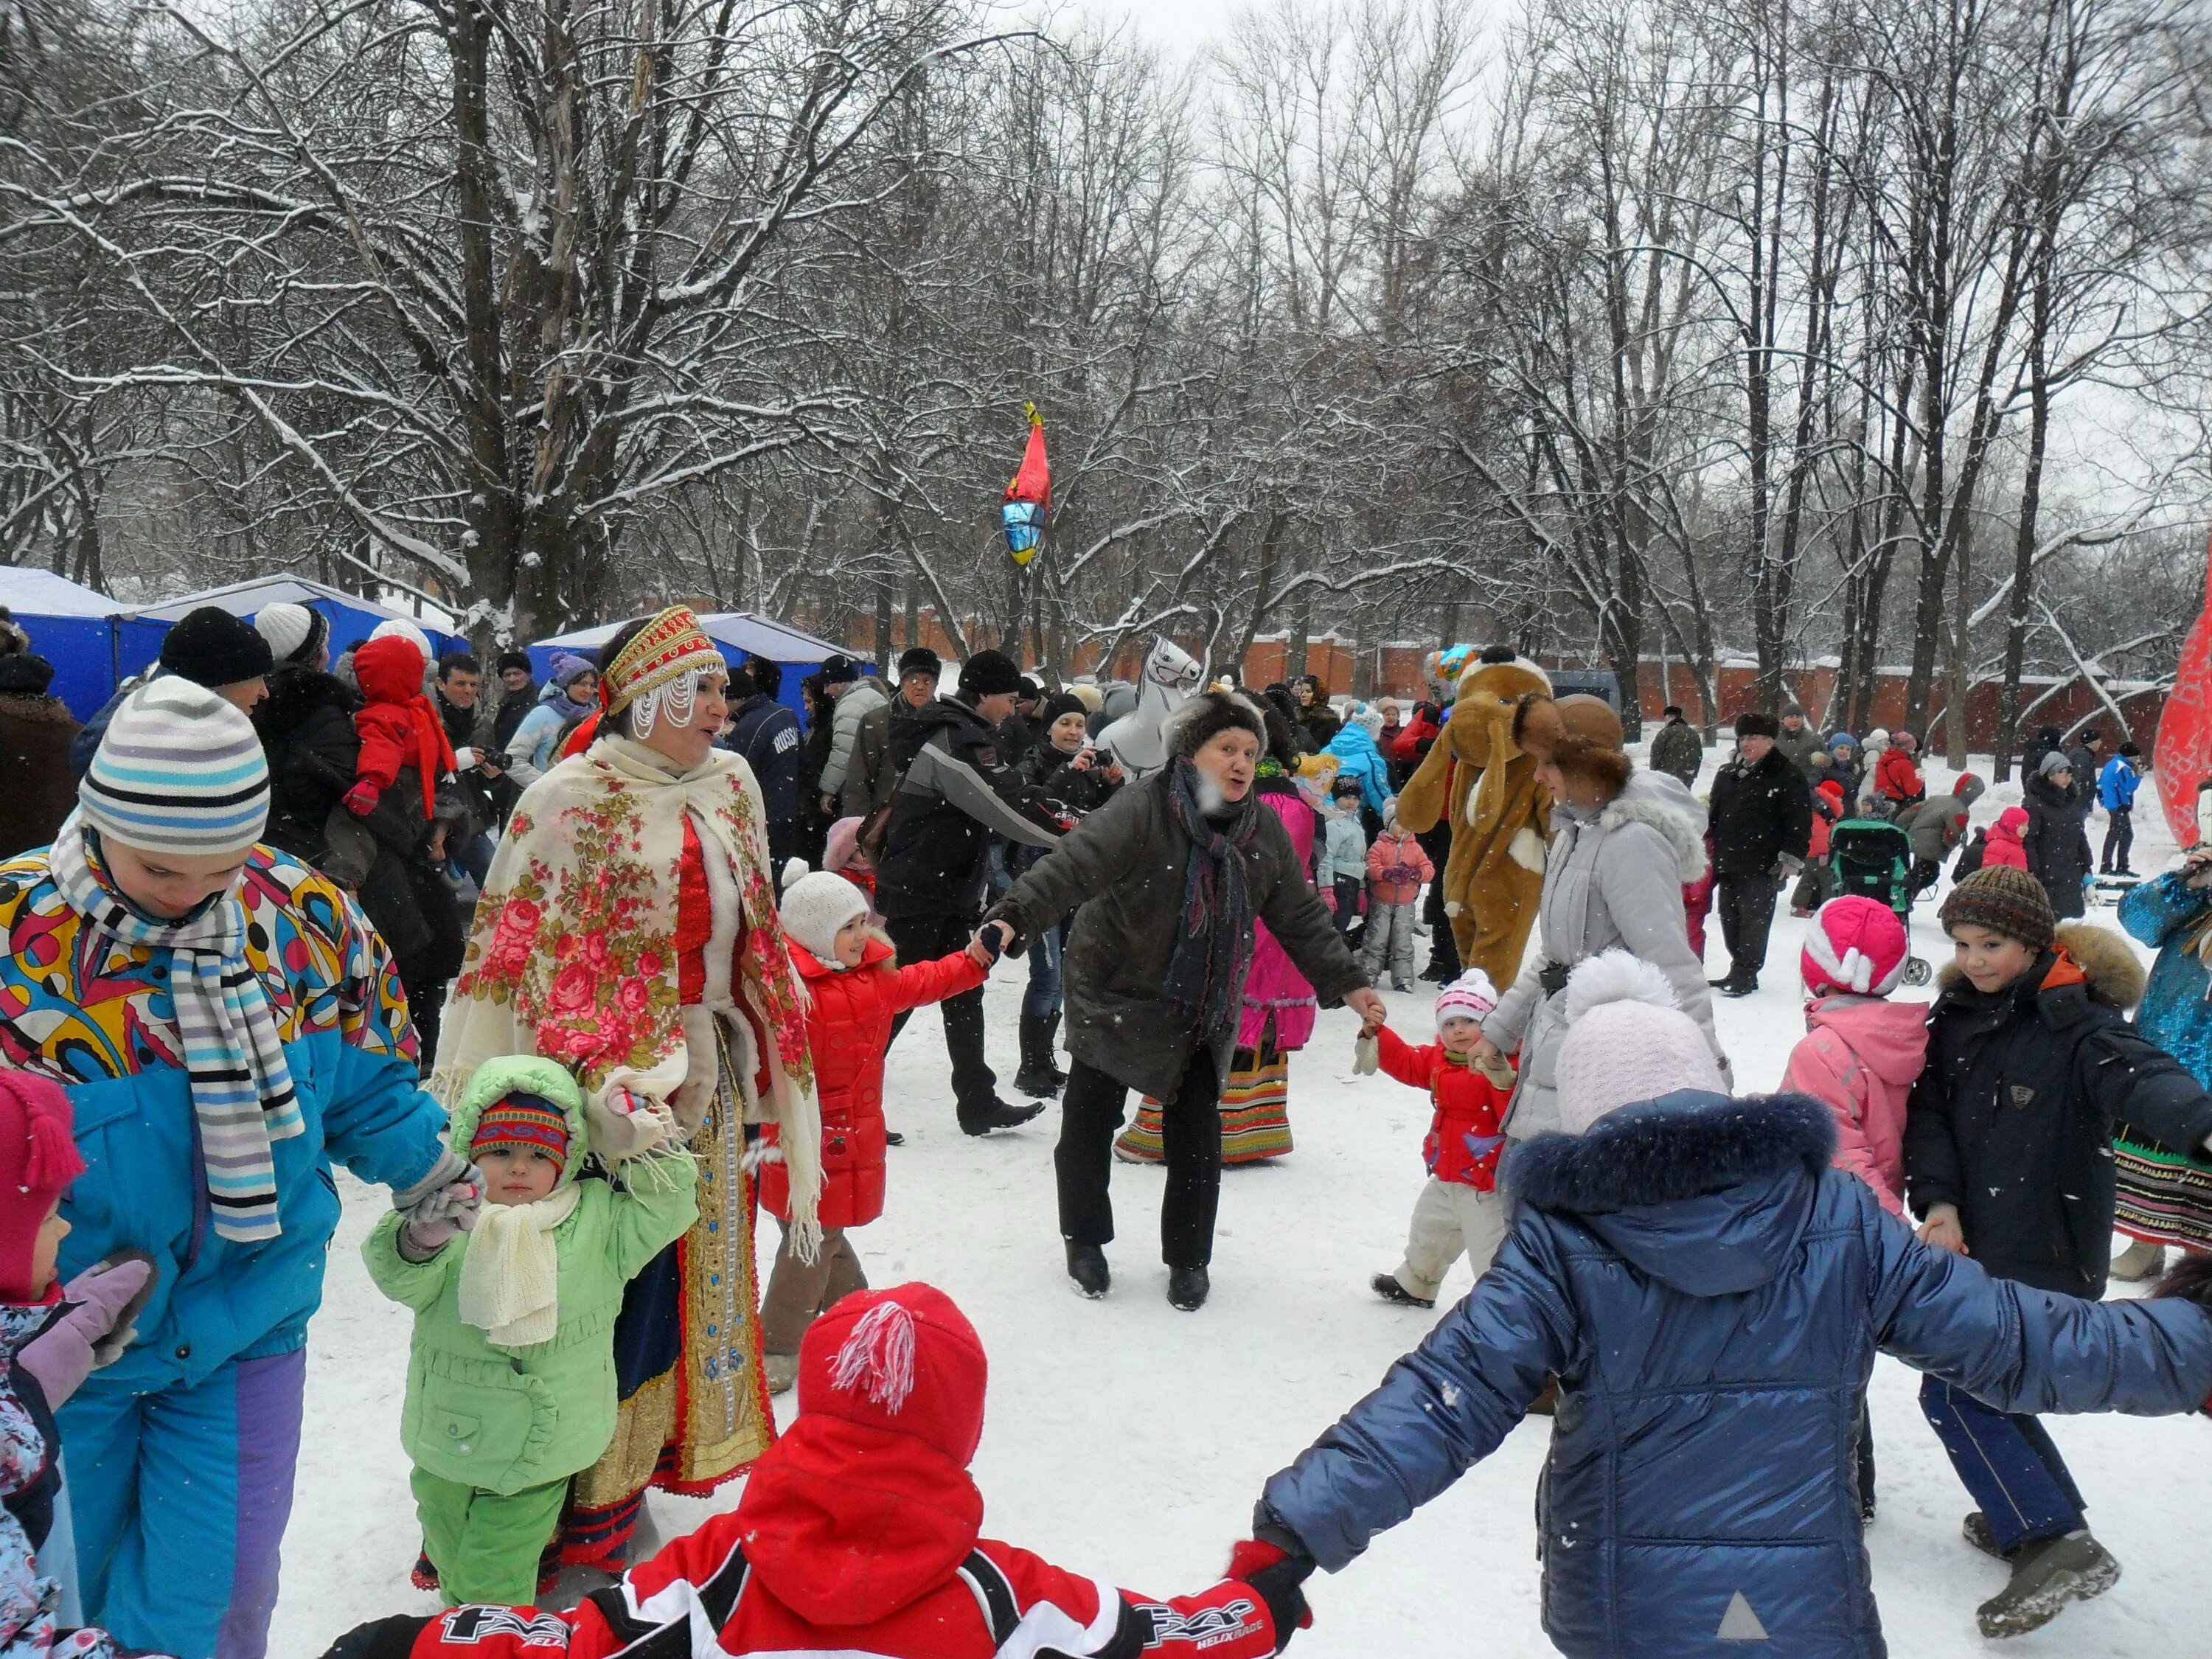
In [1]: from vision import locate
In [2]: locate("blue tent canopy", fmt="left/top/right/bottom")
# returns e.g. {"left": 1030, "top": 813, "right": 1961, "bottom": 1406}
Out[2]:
{"left": 528, "top": 611, "right": 866, "bottom": 726}
{"left": 0, "top": 568, "right": 130, "bottom": 720}
{"left": 127, "top": 577, "right": 465, "bottom": 667}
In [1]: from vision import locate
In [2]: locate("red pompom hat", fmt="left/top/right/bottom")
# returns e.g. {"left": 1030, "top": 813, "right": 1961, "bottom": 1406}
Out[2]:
{"left": 0, "top": 1073, "right": 86, "bottom": 1301}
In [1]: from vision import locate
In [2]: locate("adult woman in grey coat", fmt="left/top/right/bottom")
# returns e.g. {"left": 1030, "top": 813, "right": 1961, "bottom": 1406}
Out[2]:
{"left": 1475, "top": 693, "right": 1725, "bottom": 1137}
{"left": 980, "top": 691, "right": 1382, "bottom": 1310}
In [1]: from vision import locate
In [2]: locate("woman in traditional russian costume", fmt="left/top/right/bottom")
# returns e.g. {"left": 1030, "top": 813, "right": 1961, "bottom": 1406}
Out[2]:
{"left": 435, "top": 606, "right": 821, "bottom": 1572}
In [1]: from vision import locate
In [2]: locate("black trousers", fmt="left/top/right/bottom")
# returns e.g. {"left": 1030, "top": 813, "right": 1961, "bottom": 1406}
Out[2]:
{"left": 1714, "top": 872, "right": 1781, "bottom": 981}
{"left": 1057, "top": 1050, "right": 1222, "bottom": 1270}
{"left": 883, "top": 911, "right": 998, "bottom": 1116}
{"left": 2101, "top": 808, "right": 2132, "bottom": 873}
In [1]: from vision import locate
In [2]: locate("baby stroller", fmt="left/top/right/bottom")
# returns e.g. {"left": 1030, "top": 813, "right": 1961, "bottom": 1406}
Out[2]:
{"left": 1828, "top": 819, "right": 1933, "bottom": 987}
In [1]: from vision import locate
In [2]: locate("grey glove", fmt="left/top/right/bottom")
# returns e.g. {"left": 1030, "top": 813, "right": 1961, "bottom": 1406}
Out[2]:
{"left": 396, "top": 1172, "right": 483, "bottom": 1260}
{"left": 1775, "top": 853, "right": 1804, "bottom": 883}
{"left": 392, "top": 1150, "right": 479, "bottom": 1214}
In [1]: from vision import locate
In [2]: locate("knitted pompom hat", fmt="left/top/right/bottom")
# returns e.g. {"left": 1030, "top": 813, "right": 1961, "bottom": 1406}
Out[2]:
{"left": 797, "top": 1282, "right": 990, "bottom": 1467}
{"left": 0, "top": 1072, "right": 87, "bottom": 1301}
{"left": 780, "top": 871, "right": 869, "bottom": 966}
{"left": 1554, "top": 951, "right": 1727, "bottom": 1135}
{"left": 1435, "top": 967, "right": 1500, "bottom": 1029}
{"left": 80, "top": 678, "right": 270, "bottom": 857}
{"left": 1939, "top": 865, "right": 2056, "bottom": 952}
{"left": 1801, "top": 896, "right": 1909, "bottom": 998}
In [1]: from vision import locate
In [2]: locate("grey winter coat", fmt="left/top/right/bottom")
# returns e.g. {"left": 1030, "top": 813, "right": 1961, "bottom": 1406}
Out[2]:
{"left": 984, "top": 769, "right": 1368, "bottom": 1099}
{"left": 839, "top": 693, "right": 900, "bottom": 819}
{"left": 1484, "top": 768, "right": 1721, "bottom": 1137}
{"left": 819, "top": 676, "right": 888, "bottom": 799}
{"left": 1774, "top": 722, "right": 1823, "bottom": 777}
{"left": 1646, "top": 719, "right": 1703, "bottom": 787}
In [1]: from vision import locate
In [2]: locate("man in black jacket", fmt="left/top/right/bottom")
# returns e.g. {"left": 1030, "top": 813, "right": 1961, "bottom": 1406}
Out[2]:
{"left": 723, "top": 659, "right": 803, "bottom": 885}
{"left": 1707, "top": 709, "right": 1813, "bottom": 995}
{"left": 878, "top": 649, "right": 1063, "bottom": 1133}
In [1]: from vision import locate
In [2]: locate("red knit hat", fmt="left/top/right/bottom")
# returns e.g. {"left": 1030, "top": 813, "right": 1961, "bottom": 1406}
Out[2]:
{"left": 468, "top": 1092, "right": 570, "bottom": 1173}
{"left": 797, "top": 1283, "right": 988, "bottom": 1467}
{"left": 1801, "top": 896, "right": 1910, "bottom": 998}
{"left": 0, "top": 1074, "right": 86, "bottom": 1301}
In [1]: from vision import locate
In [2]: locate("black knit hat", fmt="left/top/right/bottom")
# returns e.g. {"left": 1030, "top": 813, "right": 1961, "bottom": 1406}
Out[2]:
{"left": 160, "top": 606, "right": 273, "bottom": 688}
{"left": 495, "top": 650, "right": 533, "bottom": 676}
{"left": 0, "top": 653, "right": 55, "bottom": 695}
{"left": 897, "top": 646, "right": 942, "bottom": 680}
{"left": 1939, "top": 866, "right": 2056, "bottom": 953}
{"left": 1735, "top": 710, "right": 1779, "bottom": 740}
{"left": 1037, "top": 690, "right": 1085, "bottom": 731}
{"left": 818, "top": 653, "right": 859, "bottom": 686}
{"left": 1018, "top": 675, "right": 1042, "bottom": 702}
{"left": 1166, "top": 690, "right": 1266, "bottom": 759}
{"left": 959, "top": 650, "right": 1023, "bottom": 698}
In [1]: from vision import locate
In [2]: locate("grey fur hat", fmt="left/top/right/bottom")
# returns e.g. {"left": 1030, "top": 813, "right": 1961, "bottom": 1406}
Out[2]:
{"left": 1164, "top": 689, "right": 1267, "bottom": 759}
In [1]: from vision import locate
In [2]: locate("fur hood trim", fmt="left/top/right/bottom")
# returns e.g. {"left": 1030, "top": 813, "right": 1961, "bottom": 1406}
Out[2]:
{"left": 1933, "top": 922, "right": 2146, "bottom": 1011}
{"left": 1599, "top": 768, "right": 1708, "bottom": 883}
{"left": 0, "top": 692, "right": 73, "bottom": 725}
{"left": 1506, "top": 1091, "right": 1836, "bottom": 1214}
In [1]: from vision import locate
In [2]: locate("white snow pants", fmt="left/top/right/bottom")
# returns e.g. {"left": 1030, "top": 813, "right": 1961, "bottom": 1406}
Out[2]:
{"left": 1393, "top": 1178, "right": 1509, "bottom": 1302}
{"left": 1360, "top": 900, "right": 1420, "bottom": 985}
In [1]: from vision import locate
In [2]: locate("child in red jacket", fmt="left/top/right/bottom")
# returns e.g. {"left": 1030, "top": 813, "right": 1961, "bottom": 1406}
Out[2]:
{"left": 320, "top": 1283, "right": 1307, "bottom": 1659}
{"left": 1365, "top": 969, "right": 1517, "bottom": 1309}
{"left": 1874, "top": 729, "right": 1924, "bottom": 813}
{"left": 758, "top": 874, "right": 992, "bottom": 1391}
{"left": 344, "top": 635, "right": 457, "bottom": 820}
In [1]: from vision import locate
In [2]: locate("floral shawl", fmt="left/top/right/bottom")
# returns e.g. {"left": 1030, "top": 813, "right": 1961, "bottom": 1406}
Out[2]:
{"left": 437, "top": 736, "right": 823, "bottom": 1251}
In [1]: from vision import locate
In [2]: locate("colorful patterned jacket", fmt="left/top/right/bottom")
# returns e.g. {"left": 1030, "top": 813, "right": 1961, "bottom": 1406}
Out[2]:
{"left": 0, "top": 845, "right": 449, "bottom": 1395}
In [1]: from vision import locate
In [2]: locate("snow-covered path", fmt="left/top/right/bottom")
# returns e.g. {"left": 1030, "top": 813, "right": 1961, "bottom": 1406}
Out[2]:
{"left": 274, "top": 749, "right": 2205, "bottom": 1659}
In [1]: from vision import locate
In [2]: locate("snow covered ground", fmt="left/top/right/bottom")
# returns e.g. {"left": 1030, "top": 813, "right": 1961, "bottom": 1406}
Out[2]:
{"left": 275, "top": 747, "right": 2206, "bottom": 1658}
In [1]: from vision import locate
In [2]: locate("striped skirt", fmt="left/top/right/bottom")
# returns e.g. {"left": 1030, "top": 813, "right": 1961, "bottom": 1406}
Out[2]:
{"left": 2114, "top": 1126, "right": 2212, "bottom": 1253}
{"left": 1115, "top": 1043, "right": 1293, "bottom": 1166}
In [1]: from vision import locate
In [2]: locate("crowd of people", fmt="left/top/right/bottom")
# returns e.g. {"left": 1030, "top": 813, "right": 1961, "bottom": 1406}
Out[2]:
{"left": 0, "top": 606, "right": 2209, "bottom": 1659}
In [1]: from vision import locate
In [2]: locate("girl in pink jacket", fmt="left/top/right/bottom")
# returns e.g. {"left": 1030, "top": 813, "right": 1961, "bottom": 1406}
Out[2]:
{"left": 1779, "top": 897, "right": 1929, "bottom": 1216}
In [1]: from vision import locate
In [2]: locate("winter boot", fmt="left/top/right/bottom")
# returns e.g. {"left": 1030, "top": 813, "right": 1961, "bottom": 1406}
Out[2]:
{"left": 1962, "top": 1512, "right": 2012, "bottom": 1561}
{"left": 2110, "top": 1237, "right": 2165, "bottom": 1281}
{"left": 1975, "top": 1530, "right": 2119, "bottom": 1638}
{"left": 1167, "top": 1265, "right": 1211, "bottom": 1312}
{"left": 960, "top": 1095, "right": 1046, "bottom": 1135}
{"left": 1014, "top": 1015, "right": 1062, "bottom": 1099}
{"left": 1371, "top": 1272, "right": 1434, "bottom": 1310}
{"left": 1043, "top": 1010, "right": 1068, "bottom": 1089}
{"left": 1066, "top": 1242, "right": 1110, "bottom": 1298}
{"left": 765, "top": 1352, "right": 799, "bottom": 1396}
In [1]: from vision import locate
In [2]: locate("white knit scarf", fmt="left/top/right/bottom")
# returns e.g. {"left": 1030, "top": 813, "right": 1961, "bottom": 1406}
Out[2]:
{"left": 48, "top": 813, "right": 305, "bottom": 1242}
{"left": 458, "top": 1183, "right": 582, "bottom": 1349}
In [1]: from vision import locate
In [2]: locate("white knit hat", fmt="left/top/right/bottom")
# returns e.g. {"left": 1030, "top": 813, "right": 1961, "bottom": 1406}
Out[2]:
{"left": 1554, "top": 951, "right": 1726, "bottom": 1135}
{"left": 80, "top": 678, "right": 270, "bottom": 856}
{"left": 779, "top": 872, "right": 869, "bottom": 967}
{"left": 252, "top": 602, "right": 319, "bottom": 664}
{"left": 1434, "top": 967, "right": 1499, "bottom": 1029}
{"left": 368, "top": 616, "right": 433, "bottom": 658}
{"left": 1354, "top": 703, "right": 1386, "bottom": 740}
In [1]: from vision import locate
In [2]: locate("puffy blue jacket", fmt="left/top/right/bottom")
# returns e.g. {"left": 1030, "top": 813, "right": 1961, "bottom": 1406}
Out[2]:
{"left": 1262, "top": 1091, "right": 2212, "bottom": 1659}
{"left": 2122, "top": 871, "right": 2212, "bottom": 1088}
{"left": 1323, "top": 725, "right": 1391, "bottom": 817}
{"left": 2098, "top": 756, "right": 2140, "bottom": 811}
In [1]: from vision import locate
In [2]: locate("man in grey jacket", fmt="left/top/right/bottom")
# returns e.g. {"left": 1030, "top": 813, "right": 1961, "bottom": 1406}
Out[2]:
{"left": 815, "top": 654, "right": 888, "bottom": 815}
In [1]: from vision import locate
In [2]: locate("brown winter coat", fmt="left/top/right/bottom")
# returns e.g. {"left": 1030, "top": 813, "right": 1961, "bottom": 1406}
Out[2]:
{"left": 0, "top": 693, "right": 80, "bottom": 860}
{"left": 984, "top": 768, "right": 1367, "bottom": 1099}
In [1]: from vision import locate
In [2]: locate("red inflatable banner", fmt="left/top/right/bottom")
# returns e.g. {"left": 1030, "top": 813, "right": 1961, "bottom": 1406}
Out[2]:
{"left": 2154, "top": 530, "right": 2212, "bottom": 849}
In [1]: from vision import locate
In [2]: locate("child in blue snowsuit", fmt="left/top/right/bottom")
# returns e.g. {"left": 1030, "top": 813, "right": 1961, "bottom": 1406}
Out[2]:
{"left": 2098, "top": 741, "right": 2141, "bottom": 874}
{"left": 0, "top": 681, "right": 459, "bottom": 1659}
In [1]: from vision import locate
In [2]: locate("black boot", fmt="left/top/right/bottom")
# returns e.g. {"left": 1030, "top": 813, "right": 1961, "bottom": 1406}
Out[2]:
{"left": 1065, "top": 1242, "right": 1110, "bottom": 1298}
{"left": 1042, "top": 1009, "right": 1068, "bottom": 1088}
{"left": 1014, "top": 1015, "right": 1062, "bottom": 1098}
{"left": 959, "top": 1095, "right": 1046, "bottom": 1135}
{"left": 1167, "top": 1265, "right": 1210, "bottom": 1311}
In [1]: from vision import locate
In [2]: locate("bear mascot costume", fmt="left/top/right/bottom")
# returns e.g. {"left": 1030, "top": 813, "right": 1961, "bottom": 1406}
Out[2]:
{"left": 1393, "top": 647, "right": 1553, "bottom": 990}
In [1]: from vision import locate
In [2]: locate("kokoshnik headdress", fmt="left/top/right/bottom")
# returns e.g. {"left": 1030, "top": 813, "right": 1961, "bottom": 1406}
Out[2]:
{"left": 601, "top": 605, "right": 728, "bottom": 739}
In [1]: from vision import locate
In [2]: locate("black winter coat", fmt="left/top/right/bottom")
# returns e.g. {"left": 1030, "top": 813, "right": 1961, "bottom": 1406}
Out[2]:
{"left": 254, "top": 666, "right": 361, "bottom": 866}
{"left": 984, "top": 769, "right": 1366, "bottom": 1098}
{"left": 1707, "top": 748, "right": 1812, "bottom": 879}
{"left": 1905, "top": 939, "right": 2212, "bottom": 1297}
{"left": 2022, "top": 772, "right": 2093, "bottom": 919}
{"left": 724, "top": 695, "right": 802, "bottom": 827}
{"left": 877, "top": 698, "right": 1060, "bottom": 920}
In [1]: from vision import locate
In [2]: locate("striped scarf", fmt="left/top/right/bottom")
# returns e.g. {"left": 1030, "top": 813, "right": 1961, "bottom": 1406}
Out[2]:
{"left": 1161, "top": 758, "right": 1262, "bottom": 1044}
{"left": 48, "top": 814, "right": 305, "bottom": 1241}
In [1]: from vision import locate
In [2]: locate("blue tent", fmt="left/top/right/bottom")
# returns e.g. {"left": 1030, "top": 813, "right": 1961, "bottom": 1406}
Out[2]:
{"left": 528, "top": 611, "right": 866, "bottom": 726}
{"left": 0, "top": 567, "right": 130, "bottom": 720}
{"left": 126, "top": 577, "right": 465, "bottom": 669}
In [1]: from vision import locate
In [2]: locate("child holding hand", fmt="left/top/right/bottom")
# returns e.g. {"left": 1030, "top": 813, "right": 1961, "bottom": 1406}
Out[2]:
{"left": 1365, "top": 970, "right": 1517, "bottom": 1309}
{"left": 364, "top": 1057, "right": 697, "bottom": 1607}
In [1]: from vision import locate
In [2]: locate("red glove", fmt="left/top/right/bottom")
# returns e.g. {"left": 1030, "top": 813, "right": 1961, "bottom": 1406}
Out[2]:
{"left": 1227, "top": 1537, "right": 1315, "bottom": 1646}
{"left": 343, "top": 779, "right": 383, "bottom": 816}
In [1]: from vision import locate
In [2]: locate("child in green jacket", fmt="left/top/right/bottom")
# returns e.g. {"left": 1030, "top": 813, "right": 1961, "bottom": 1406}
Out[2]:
{"left": 364, "top": 1054, "right": 698, "bottom": 1606}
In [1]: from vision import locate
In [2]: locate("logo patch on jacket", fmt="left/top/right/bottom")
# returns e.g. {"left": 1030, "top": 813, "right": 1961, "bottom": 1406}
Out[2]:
{"left": 1136, "top": 1595, "right": 1265, "bottom": 1648}
{"left": 436, "top": 1606, "right": 571, "bottom": 1646}
{"left": 2009, "top": 1084, "right": 2037, "bottom": 1109}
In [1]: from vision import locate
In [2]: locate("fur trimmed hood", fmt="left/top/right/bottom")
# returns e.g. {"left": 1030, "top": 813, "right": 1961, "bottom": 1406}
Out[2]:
{"left": 1598, "top": 767, "right": 1709, "bottom": 883}
{"left": 1507, "top": 1091, "right": 1836, "bottom": 1295}
{"left": 1934, "top": 920, "right": 2146, "bottom": 1012}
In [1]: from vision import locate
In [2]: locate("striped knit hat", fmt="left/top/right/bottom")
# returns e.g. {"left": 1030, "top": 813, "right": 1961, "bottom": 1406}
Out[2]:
{"left": 80, "top": 679, "right": 269, "bottom": 856}
{"left": 469, "top": 1092, "right": 571, "bottom": 1172}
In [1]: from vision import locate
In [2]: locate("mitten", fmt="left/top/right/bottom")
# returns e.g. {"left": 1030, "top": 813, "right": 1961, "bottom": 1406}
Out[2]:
{"left": 18, "top": 1256, "right": 156, "bottom": 1408}
{"left": 1352, "top": 1032, "right": 1379, "bottom": 1075}
{"left": 393, "top": 1150, "right": 479, "bottom": 1214}
{"left": 398, "top": 1180, "right": 481, "bottom": 1259}
{"left": 342, "top": 779, "right": 383, "bottom": 816}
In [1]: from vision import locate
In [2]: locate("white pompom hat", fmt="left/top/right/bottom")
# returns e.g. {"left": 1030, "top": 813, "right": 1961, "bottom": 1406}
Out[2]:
{"left": 779, "top": 871, "right": 869, "bottom": 967}
{"left": 1434, "top": 967, "right": 1500, "bottom": 1029}
{"left": 1554, "top": 951, "right": 1727, "bottom": 1134}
